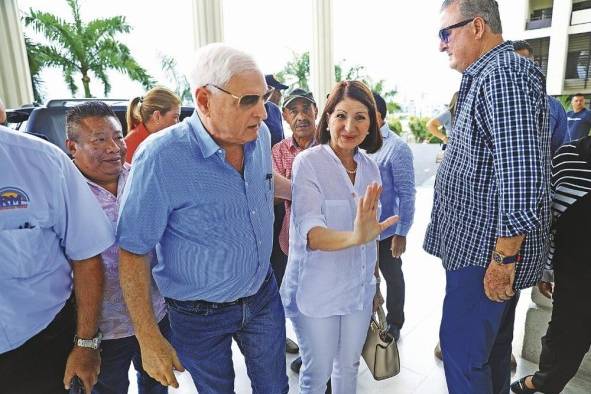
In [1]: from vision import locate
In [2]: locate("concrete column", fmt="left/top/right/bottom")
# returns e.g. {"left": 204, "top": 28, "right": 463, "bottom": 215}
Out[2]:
{"left": 310, "top": 0, "right": 335, "bottom": 111}
{"left": 521, "top": 286, "right": 591, "bottom": 382}
{"left": 546, "top": 0, "right": 572, "bottom": 95}
{"left": 192, "top": 0, "right": 224, "bottom": 51}
{"left": 0, "top": 0, "right": 34, "bottom": 108}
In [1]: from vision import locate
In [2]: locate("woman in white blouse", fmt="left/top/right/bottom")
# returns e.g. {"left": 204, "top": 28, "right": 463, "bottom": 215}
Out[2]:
{"left": 281, "top": 81, "right": 398, "bottom": 394}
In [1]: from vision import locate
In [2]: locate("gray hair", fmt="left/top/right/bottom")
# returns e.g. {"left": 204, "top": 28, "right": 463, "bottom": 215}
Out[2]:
{"left": 189, "top": 43, "right": 262, "bottom": 100}
{"left": 441, "top": 0, "right": 503, "bottom": 34}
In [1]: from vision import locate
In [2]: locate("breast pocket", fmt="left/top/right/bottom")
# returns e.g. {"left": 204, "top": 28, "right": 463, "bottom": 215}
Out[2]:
{"left": 0, "top": 227, "right": 53, "bottom": 278}
{"left": 324, "top": 199, "right": 353, "bottom": 232}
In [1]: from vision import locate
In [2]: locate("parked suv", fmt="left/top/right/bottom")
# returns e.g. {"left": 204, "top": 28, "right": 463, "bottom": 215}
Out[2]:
{"left": 6, "top": 98, "right": 194, "bottom": 153}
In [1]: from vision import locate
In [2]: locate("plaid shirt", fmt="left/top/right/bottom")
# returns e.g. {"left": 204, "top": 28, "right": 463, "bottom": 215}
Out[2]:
{"left": 424, "top": 41, "right": 552, "bottom": 290}
{"left": 271, "top": 137, "right": 307, "bottom": 254}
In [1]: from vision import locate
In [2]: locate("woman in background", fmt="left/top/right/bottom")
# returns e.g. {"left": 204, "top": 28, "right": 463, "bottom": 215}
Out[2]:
{"left": 125, "top": 86, "right": 181, "bottom": 163}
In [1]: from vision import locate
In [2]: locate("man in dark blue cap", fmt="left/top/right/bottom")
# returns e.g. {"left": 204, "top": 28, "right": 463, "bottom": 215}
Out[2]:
{"left": 265, "top": 74, "right": 289, "bottom": 106}
{"left": 264, "top": 74, "right": 289, "bottom": 147}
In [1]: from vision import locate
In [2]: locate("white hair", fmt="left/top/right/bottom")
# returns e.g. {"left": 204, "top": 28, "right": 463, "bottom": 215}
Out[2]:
{"left": 189, "top": 43, "right": 261, "bottom": 99}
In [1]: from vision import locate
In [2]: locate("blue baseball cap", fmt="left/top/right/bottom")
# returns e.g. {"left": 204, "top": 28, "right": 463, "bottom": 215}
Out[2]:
{"left": 265, "top": 74, "right": 289, "bottom": 91}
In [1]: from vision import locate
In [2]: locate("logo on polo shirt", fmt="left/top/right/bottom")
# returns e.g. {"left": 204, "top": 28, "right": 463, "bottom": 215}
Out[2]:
{"left": 0, "top": 187, "right": 30, "bottom": 210}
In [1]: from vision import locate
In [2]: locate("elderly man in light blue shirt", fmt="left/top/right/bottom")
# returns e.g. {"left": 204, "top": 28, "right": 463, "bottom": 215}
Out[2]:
{"left": 369, "top": 92, "right": 416, "bottom": 341}
{"left": 117, "top": 43, "right": 289, "bottom": 394}
{"left": 0, "top": 126, "right": 114, "bottom": 393}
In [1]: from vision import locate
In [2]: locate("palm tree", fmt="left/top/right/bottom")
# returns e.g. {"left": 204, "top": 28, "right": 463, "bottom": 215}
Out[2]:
{"left": 24, "top": 36, "right": 45, "bottom": 103}
{"left": 159, "top": 54, "right": 193, "bottom": 105}
{"left": 24, "top": 0, "right": 153, "bottom": 98}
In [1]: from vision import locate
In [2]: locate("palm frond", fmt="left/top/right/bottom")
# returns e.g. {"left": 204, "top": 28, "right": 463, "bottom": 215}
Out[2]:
{"left": 25, "top": 10, "right": 86, "bottom": 63}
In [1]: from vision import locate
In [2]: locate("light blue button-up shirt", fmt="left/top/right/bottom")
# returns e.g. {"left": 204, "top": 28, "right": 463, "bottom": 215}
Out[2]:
{"left": 280, "top": 145, "right": 381, "bottom": 318}
{"left": 0, "top": 127, "right": 114, "bottom": 353}
{"left": 369, "top": 124, "right": 416, "bottom": 239}
{"left": 117, "top": 112, "right": 274, "bottom": 302}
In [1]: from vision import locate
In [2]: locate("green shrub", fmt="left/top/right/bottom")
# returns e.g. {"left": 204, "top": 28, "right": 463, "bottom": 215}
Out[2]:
{"left": 387, "top": 117, "right": 403, "bottom": 136}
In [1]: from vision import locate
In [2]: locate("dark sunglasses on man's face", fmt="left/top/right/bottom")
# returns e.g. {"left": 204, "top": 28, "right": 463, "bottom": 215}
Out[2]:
{"left": 438, "top": 18, "right": 475, "bottom": 44}
{"left": 207, "top": 84, "right": 274, "bottom": 109}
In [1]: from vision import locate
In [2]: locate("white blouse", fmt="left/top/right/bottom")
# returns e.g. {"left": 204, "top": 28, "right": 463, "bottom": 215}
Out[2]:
{"left": 280, "top": 144, "right": 381, "bottom": 318}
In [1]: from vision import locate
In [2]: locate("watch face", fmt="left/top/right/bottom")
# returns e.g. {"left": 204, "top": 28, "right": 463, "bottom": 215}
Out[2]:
{"left": 493, "top": 252, "right": 502, "bottom": 263}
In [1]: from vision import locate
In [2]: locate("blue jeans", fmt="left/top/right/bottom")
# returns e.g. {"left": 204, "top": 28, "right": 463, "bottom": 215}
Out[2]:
{"left": 92, "top": 316, "right": 171, "bottom": 394}
{"left": 166, "top": 268, "right": 288, "bottom": 394}
{"left": 439, "top": 266, "right": 519, "bottom": 394}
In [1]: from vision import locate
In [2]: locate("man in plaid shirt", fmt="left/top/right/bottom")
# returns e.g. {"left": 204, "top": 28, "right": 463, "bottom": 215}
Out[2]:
{"left": 424, "top": 1, "right": 551, "bottom": 393}
{"left": 271, "top": 88, "right": 318, "bottom": 375}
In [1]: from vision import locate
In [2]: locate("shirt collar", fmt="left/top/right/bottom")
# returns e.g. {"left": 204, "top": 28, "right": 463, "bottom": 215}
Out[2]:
{"left": 290, "top": 136, "right": 314, "bottom": 151}
{"left": 321, "top": 143, "right": 362, "bottom": 162}
{"left": 188, "top": 111, "right": 221, "bottom": 159}
{"left": 464, "top": 40, "right": 513, "bottom": 78}
{"left": 84, "top": 163, "right": 130, "bottom": 198}
{"left": 188, "top": 111, "right": 261, "bottom": 160}
{"left": 380, "top": 123, "right": 391, "bottom": 139}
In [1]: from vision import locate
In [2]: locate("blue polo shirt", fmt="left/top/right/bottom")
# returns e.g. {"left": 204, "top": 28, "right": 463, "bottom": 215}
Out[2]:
{"left": 566, "top": 108, "right": 591, "bottom": 142}
{"left": 117, "top": 112, "right": 274, "bottom": 302}
{"left": 264, "top": 102, "right": 285, "bottom": 146}
{"left": 0, "top": 127, "right": 114, "bottom": 353}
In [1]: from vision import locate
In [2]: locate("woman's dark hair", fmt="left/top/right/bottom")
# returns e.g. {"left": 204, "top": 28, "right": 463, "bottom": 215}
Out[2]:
{"left": 316, "top": 80, "right": 382, "bottom": 154}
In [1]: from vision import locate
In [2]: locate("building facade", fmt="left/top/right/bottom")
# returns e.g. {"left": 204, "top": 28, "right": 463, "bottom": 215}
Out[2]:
{"left": 504, "top": 0, "right": 591, "bottom": 96}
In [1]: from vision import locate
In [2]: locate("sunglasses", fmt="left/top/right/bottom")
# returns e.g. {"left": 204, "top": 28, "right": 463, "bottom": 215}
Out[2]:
{"left": 207, "top": 84, "right": 274, "bottom": 109}
{"left": 438, "top": 18, "right": 475, "bottom": 44}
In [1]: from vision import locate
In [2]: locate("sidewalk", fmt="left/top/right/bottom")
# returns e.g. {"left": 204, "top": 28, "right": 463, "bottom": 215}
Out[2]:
{"left": 130, "top": 181, "right": 590, "bottom": 393}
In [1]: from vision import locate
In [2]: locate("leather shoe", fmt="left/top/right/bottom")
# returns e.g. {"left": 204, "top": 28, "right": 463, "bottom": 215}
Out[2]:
{"left": 286, "top": 337, "right": 299, "bottom": 354}
{"left": 290, "top": 357, "right": 302, "bottom": 373}
{"left": 434, "top": 341, "right": 443, "bottom": 360}
{"left": 510, "top": 376, "right": 537, "bottom": 393}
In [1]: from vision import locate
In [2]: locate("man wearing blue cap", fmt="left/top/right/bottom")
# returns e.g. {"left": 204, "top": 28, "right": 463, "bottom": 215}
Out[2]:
{"left": 265, "top": 74, "right": 289, "bottom": 146}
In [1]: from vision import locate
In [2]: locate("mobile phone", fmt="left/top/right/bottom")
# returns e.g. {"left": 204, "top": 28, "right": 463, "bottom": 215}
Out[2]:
{"left": 69, "top": 376, "right": 85, "bottom": 394}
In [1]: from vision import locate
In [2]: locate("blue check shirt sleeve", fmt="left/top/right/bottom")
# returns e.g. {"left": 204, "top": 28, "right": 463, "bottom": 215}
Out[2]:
{"left": 117, "top": 146, "right": 171, "bottom": 255}
{"left": 483, "top": 69, "right": 548, "bottom": 237}
{"left": 391, "top": 143, "right": 415, "bottom": 236}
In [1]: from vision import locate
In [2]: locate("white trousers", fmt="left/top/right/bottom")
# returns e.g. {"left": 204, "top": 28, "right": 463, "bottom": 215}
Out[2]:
{"left": 291, "top": 305, "right": 373, "bottom": 394}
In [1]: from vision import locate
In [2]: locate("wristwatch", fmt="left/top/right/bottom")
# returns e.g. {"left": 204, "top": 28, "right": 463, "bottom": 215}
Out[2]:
{"left": 491, "top": 250, "right": 520, "bottom": 265}
{"left": 74, "top": 331, "right": 102, "bottom": 350}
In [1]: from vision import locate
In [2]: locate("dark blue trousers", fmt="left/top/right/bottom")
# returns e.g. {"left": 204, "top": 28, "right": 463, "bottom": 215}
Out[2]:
{"left": 440, "top": 266, "right": 519, "bottom": 394}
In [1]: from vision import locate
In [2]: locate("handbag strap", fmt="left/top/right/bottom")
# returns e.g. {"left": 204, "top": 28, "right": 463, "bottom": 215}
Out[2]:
{"left": 373, "top": 305, "right": 389, "bottom": 332}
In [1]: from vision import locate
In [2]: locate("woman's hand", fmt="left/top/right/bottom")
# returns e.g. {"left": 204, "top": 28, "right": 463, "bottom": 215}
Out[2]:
{"left": 373, "top": 286, "right": 384, "bottom": 313}
{"left": 351, "top": 182, "right": 399, "bottom": 246}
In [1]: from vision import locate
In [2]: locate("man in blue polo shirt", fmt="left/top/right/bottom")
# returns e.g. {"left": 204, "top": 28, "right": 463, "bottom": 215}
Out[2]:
{"left": 117, "top": 43, "right": 289, "bottom": 393}
{"left": 264, "top": 74, "right": 289, "bottom": 146}
{"left": 369, "top": 92, "right": 416, "bottom": 342}
{"left": 566, "top": 93, "right": 591, "bottom": 142}
{"left": 0, "top": 126, "right": 114, "bottom": 393}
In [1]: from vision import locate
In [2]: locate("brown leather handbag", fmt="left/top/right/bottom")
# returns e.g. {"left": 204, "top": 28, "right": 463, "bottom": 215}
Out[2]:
{"left": 362, "top": 305, "right": 400, "bottom": 380}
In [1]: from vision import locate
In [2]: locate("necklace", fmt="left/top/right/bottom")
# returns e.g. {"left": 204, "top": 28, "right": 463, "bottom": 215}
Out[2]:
{"left": 344, "top": 165, "right": 357, "bottom": 174}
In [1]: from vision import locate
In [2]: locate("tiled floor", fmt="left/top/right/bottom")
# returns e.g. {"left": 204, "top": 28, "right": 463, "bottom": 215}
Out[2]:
{"left": 129, "top": 181, "right": 591, "bottom": 393}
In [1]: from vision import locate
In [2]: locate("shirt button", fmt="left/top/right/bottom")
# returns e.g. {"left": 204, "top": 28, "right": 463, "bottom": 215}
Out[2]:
{"left": 245, "top": 182, "right": 249, "bottom": 186}
{"left": 251, "top": 210, "right": 256, "bottom": 214}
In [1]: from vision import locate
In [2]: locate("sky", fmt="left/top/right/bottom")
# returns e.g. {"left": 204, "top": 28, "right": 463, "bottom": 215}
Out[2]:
{"left": 18, "top": 0, "right": 524, "bottom": 114}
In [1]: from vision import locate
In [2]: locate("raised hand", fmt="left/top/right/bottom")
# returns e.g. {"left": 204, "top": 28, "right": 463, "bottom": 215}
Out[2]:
{"left": 352, "top": 182, "right": 399, "bottom": 246}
